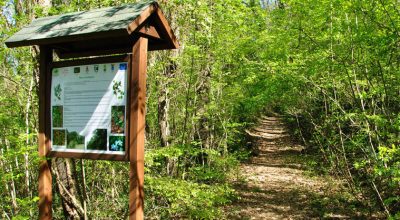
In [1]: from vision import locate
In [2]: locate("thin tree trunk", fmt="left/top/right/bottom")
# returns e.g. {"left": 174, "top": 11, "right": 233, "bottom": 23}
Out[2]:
{"left": 0, "top": 147, "right": 16, "bottom": 216}
{"left": 181, "top": 9, "right": 197, "bottom": 145}
{"left": 158, "top": 54, "right": 173, "bottom": 148}
{"left": 52, "top": 158, "right": 84, "bottom": 219}
{"left": 80, "top": 159, "right": 88, "bottom": 220}
{"left": 23, "top": 75, "right": 34, "bottom": 218}
{"left": 4, "top": 139, "right": 18, "bottom": 213}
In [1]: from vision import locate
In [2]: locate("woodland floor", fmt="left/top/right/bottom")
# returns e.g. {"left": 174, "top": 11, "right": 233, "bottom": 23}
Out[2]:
{"left": 225, "top": 115, "right": 381, "bottom": 220}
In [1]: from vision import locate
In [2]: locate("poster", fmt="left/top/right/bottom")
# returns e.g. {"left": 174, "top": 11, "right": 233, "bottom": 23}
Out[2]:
{"left": 51, "top": 62, "right": 127, "bottom": 154}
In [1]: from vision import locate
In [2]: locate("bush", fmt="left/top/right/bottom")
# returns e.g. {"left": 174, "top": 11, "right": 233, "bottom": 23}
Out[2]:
{"left": 145, "top": 176, "right": 236, "bottom": 219}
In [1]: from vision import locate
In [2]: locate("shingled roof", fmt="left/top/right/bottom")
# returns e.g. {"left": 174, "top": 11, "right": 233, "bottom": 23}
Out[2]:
{"left": 5, "top": 0, "right": 178, "bottom": 58}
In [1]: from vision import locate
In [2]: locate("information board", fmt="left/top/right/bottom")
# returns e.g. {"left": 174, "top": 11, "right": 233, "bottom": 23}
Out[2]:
{"left": 50, "top": 62, "right": 127, "bottom": 154}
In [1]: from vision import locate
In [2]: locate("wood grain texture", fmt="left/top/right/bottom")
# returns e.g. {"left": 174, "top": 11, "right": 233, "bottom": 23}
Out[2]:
{"left": 50, "top": 54, "right": 129, "bottom": 69}
{"left": 136, "top": 25, "right": 160, "bottom": 40}
{"left": 47, "top": 152, "right": 128, "bottom": 161}
{"left": 153, "top": 7, "right": 179, "bottom": 49}
{"left": 127, "top": 4, "right": 156, "bottom": 35}
{"left": 129, "top": 37, "right": 148, "bottom": 220}
{"left": 38, "top": 45, "right": 52, "bottom": 220}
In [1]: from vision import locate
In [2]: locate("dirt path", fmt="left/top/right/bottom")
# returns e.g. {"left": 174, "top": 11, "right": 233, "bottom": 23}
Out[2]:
{"left": 226, "top": 116, "right": 365, "bottom": 219}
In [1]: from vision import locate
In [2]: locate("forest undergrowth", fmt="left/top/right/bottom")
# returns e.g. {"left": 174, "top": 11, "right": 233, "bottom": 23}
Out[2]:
{"left": 1, "top": 0, "right": 399, "bottom": 219}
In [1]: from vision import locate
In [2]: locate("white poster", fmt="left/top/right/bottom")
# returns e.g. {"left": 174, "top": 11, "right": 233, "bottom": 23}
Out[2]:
{"left": 51, "top": 62, "right": 127, "bottom": 154}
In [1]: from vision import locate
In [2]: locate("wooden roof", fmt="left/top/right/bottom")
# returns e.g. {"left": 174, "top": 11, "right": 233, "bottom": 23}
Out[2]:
{"left": 5, "top": 0, "right": 178, "bottom": 58}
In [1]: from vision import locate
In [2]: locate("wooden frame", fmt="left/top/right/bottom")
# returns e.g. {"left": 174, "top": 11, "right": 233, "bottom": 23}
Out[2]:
{"left": 38, "top": 45, "right": 52, "bottom": 220}
{"left": 129, "top": 36, "right": 147, "bottom": 220}
{"left": 38, "top": 43, "right": 148, "bottom": 219}
{"left": 6, "top": 2, "right": 178, "bottom": 219}
{"left": 46, "top": 55, "right": 131, "bottom": 161}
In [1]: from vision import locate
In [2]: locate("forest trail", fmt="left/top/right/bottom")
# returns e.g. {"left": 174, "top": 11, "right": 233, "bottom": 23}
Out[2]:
{"left": 226, "top": 115, "right": 363, "bottom": 219}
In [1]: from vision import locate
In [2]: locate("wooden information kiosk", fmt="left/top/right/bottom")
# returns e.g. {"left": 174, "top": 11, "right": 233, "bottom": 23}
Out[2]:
{"left": 5, "top": 0, "right": 178, "bottom": 219}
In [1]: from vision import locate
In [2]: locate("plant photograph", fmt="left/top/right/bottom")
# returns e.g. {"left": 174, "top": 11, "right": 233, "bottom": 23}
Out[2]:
{"left": 73, "top": 67, "right": 80, "bottom": 74}
{"left": 112, "top": 80, "right": 124, "bottom": 99}
{"left": 67, "top": 130, "right": 85, "bottom": 150}
{"left": 109, "top": 135, "right": 125, "bottom": 151}
{"left": 53, "top": 129, "right": 66, "bottom": 146}
{"left": 86, "top": 129, "right": 107, "bottom": 150}
{"left": 54, "top": 84, "right": 62, "bottom": 101}
{"left": 52, "top": 105, "right": 63, "bottom": 127}
{"left": 111, "top": 105, "right": 125, "bottom": 134}
{"left": 53, "top": 68, "right": 59, "bottom": 76}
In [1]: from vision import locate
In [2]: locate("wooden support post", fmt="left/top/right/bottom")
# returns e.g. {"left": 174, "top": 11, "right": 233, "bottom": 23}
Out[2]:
{"left": 129, "top": 37, "right": 148, "bottom": 220}
{"left": 38, "top": 46, "right": 52, "bottom": 220}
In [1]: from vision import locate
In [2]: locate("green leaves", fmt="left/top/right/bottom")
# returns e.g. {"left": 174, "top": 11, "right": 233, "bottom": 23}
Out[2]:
{"left": 1, "top": 0, "right": 399, "bottom": 218}
{"left": 145, "top": 176, "right": 235, "bottom": 219}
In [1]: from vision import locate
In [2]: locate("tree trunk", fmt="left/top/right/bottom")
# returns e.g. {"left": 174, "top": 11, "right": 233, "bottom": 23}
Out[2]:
{"left": 3, "top": 139, "right": 18, "bottom": 213}
{"left": 52, "top": 158, "right": 84, "bottom": 219}
{"left": 159, "top": 52, "right": 178, "bottom": 175}
{"left": 24, "top": 76, "right": 34, "bottom": 218}
{"left": 158, "top": 64, "right": 171, "bottom": 148}
{"left": 196, "top": 66, "right": 211, "bottom": 166}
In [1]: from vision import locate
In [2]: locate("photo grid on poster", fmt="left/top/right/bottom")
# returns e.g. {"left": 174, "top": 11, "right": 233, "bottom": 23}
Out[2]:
{"left": 50, "top": 62, "right": 127, "bottom": 154}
